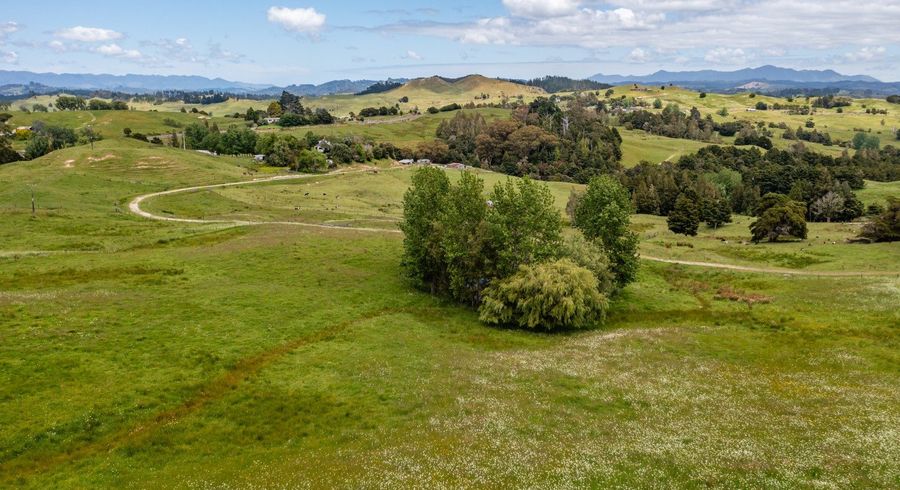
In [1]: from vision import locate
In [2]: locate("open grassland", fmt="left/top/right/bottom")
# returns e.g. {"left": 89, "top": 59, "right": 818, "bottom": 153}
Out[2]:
{"left": 857, "top": 179, "right": 900, "bottom": 206}
{"left": 618, "top": 128, "right": 713, "bottom": 166}
{"left": 6, "top": 109, "right": 233, "bottom": 138}
{"left": 604, "top": 85, "right": 900, "bottom": 148}
{"left": 633, "top": 214, "right": 899, "bottom": 274}
{"left": 1, "top": 135, "right": 899, "bottom": 488}
{"left": 141, "top": 164, "right": 582, "bottom": 229}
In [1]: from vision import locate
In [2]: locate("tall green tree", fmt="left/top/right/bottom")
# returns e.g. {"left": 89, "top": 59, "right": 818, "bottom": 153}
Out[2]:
{"left": 750, "top": 193, "right": 808, "bottom": 242}
{"left": 573, "top": 175, "right": 639, "bottom": 289}
{"left": 400, "top": 167, "right": 451, "bottom": 293}
{"left": 667, "top": 192, "right": 701, "bottom": 235}
{"left": 441, "top": 171, "right": 491, "bottom": 305}
{"left": 486, "top": 177, "right": 562, "bottom": 278}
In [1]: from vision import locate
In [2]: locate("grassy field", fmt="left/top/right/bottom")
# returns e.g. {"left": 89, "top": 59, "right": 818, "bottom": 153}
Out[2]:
{"left": 1, "top": 100, "right": 899, "bottom": 487}
{"left": 6, "top": 109, "right": 235, "bottom": 139}
{"left": 858, "top": 180, "right": 900, "bottom": 206}
{"left": 603, "top": 85, "right": 900, "bottom": 148}
{"left": 618, "top": 128, "right": 713, "bottom": 166}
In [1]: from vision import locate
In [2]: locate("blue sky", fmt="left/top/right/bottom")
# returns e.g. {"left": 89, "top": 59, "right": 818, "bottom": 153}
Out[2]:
{"left": 1, "top": 1, "right": 899, "bottom": 85}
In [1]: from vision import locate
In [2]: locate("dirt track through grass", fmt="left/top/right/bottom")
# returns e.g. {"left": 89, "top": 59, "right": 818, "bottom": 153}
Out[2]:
{"left": 131, "top": 171, "right": 896, "bottom": 277}
{"left": 0, "top": 306, "right": 418, "bottom": 479}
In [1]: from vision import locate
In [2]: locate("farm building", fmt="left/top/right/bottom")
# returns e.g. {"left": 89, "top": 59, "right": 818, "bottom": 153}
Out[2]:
{"left": 315, "top": 139, "right": 332, "bottom": 153}
{"left": 398, "top": 159, "right": 415, "bottom": 165}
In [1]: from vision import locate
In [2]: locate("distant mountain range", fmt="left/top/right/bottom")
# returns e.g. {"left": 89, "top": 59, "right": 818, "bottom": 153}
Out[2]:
{"left": 0, "top": 70, "right": 397, "bottom": 98}
{"left": 590, "top": 65, "right": 899, "bottom": 95}
{"left": 2, "top": 66, "right": 897, "bottom": 100}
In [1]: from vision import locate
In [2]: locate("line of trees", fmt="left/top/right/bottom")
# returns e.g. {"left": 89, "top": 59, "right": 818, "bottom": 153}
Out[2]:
{"left": 619, "top": 104, "right": 717, "bottom": 142}
{"left": 401, "top": 168, "right": 637, "bottom": 330}
{"left": 55, "top": 96, "right": 129, "bottom": 111}
{"left": 621, "top": 143, "right": 900, "bottom": 232}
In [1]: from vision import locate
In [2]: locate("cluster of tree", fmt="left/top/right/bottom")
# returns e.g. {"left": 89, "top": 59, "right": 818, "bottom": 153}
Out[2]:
{"left": 358, "top": 105, "right": 400, "bottom": 118}
{"left": 182, "top": 123, "right": 257, "bottom": 155}
{"left": 426, "top": 103, "right": 462, "bottom": 114}
{"left": 811, "top": 95, "right": 852, "bottom": 109}
{"left": 887, "top": 95, "right": 900, "bottom": 104}
{"left": 520, "top": 76, "right": 611, "bottom": 93}
{"left": 22, "top": 121, "right": 101, "bottom": 159}
{"left": 53, "top": 96, "right": 129, "bottom": 111}
{"left": 401, "top": 168, "right": 637, "bottom": 330}
{"left": 619, "top": 104, "right": 716, "bottom": 142}
{"left": 87, "top": 99, "right": 129, "bottom": 111}
{"left": 271, "top": 91, "right": 335, "bottom": 127}
{"left": 769, "top": 102, "right": 809, "bottom": 113}
{"left": 183, "top": 92, "right": 229, "bottom": 104}
{"left": 430, "top": 97, "right": 623, "bottom": 182}
{"left": 355, "top": 81, "right": 403, "bottom": 95}
{"left": 858, "top": 198, "right": 899, "bottom": 242}
{"left": 55, "top": 96, "right": 87, "bottom": 111}
{"left": 864, "top": 107, "right": 888, "bottom": 115}
{"left": 783, "top": 126, "right": 833, "bottom": 145}
{"left": 852, "top": 132, "right": 880, "bottom": 150}
{"left": 663, "top": 186, "right": 733, "bottom": 235}
{"left": 622, "top": 144, "right": 897, "bottom": 225}
{"left": 733, "top": 127, "right": 773, "bottom": 149}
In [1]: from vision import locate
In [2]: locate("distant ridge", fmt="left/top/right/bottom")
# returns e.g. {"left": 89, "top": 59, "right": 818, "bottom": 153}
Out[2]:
{"left": 0, "top": 70, "right": 402, "bottom": 97}
{"left": 590, "top": 65, "right": 880, "bottom": 84}
{"left": 394, "top": 74, "right": 544, "bottom": 96}
{"left": 588, "top": 65, "right": 900, "bottom": 96}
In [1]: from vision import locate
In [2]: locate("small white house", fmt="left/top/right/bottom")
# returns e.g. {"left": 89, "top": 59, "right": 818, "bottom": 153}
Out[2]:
{"left": 262, "top": 117, "right": 281, "bottom": 125}
{"left": 398, "top": 159, "right": 415, "bottom": 165}
{"left": 315, "top": 139, "right": 332, "bottom": 153}
{"left": 253, "top": 154, "right": 266, "bottom": 162}
{"left": 416, "top": 159, "right": 431, "bottom": 164}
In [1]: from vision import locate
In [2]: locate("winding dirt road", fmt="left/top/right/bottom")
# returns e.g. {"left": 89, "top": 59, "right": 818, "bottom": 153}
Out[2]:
{"left": 128, "top": 172, "right": 896, "bottom": 277}
{"left": 128, "top": 170, "right": 402, "bottom": 234}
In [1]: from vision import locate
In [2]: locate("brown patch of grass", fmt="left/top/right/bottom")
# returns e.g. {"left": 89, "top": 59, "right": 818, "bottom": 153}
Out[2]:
{"left": 715, "top": 285, "right": 773, "bottom": 309}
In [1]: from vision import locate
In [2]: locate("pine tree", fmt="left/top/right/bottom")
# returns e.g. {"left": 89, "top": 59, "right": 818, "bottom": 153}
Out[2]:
{"left": 632, "top": 180, "right": 660, "bottom": 214}
{"left": 667, "top": 193, "right": 701, "bottom": 235}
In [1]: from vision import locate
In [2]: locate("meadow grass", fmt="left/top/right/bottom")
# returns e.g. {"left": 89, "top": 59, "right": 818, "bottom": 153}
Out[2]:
{"left": 0, "top": 120, "right": 898, "bottom": 488}
{"left": 857, "top": 179, "right": 900, "bottom": 206}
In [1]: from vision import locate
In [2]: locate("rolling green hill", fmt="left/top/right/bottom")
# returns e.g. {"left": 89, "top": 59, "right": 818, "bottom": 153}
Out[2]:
{"left": 1, "top": 138, "right": 897, "bottom": 487}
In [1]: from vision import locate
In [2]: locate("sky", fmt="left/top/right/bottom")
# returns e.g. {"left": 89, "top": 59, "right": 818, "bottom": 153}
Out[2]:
{"left": 1, "top": 0, "right": 899, "bottom": 85}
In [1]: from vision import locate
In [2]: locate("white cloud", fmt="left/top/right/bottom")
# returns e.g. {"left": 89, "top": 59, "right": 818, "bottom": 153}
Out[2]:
{"left": 48, "top": 40, "right": 67, "bottom": 52}
{"left": 704, "top": 47, "right": 747, "bottom": 65}
{"left": 628, "top": 47, "right": 651, "bottom": 62}
{"left": 402, "top": 50, "right": 423, "bottom": 60}
{"left": 95, "top": 43, "right": 142, "bottom": 60}
{"left": 502, "top": 0, "right": 581, "bottom": 18}
{"left": 1, "top": 50, "right": 17, "bottom": 64}
{"left": 0, "top": 21, "right": 20, "bottom": 37}
{"left": 267, "top": 6, "right": 326, "bottom": 34}
{"left": 394, "top": 0, "right": 900, "bottom": 71}
{"left": 458, "top": 17, "right": 517, "bottom": 44}
{"left": 845, "top": 46, "right": 886, "bottom": 61}
{"left": 56, "top": 26, "right": 123, "bottom": 42}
